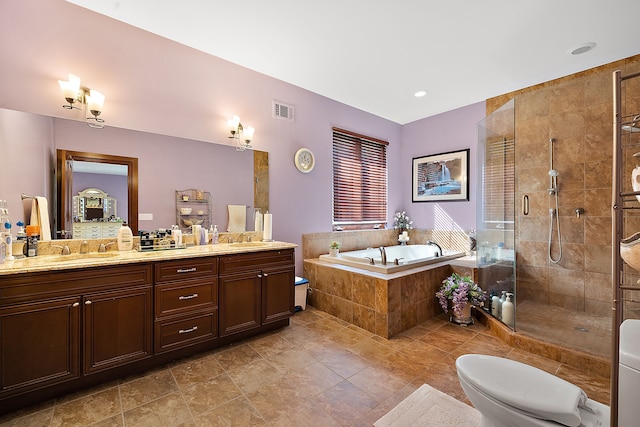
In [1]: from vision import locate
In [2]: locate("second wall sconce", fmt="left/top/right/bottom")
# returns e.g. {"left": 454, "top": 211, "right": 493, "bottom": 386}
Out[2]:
{"left": 58, "top": 74, "right": 106, "bottom": 129}
{"left": 227, "top": 115, "right": 255, "bottom": 151}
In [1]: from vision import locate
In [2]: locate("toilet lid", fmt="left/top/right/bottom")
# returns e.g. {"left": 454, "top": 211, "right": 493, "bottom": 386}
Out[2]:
{"left": 456, "top": 354, "right": 584, "bottom": 427}
{"left": 620, "top": 319, "right": 640, "bottom": 371}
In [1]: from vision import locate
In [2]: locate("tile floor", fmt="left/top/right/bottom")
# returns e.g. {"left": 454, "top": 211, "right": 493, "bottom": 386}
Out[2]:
{"left": 516, "top": 300, "right": 612, "bottom": 357}
{"left": 0, "top": 307, "right": 610, "bottom": 426}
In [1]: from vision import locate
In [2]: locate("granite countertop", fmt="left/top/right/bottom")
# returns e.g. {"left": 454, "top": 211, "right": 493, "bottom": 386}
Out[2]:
{"left": 0, "top": 241, "right": 297, "bottom": 276}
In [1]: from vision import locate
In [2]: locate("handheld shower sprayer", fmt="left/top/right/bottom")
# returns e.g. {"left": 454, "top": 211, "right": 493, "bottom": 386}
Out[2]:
{"left": 548, "top": 137, "right": 562, "bottom": 263}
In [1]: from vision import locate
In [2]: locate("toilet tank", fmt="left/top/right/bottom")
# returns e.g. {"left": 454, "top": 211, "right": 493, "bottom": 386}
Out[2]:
{"left": 619, "top": 319, "right": 640, "bottom": 426}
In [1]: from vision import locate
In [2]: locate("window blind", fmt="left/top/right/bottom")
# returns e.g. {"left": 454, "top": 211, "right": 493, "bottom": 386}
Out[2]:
{"left": 332, "top": 128, "right": 388, "bottom": 229}
{"left": 482, "top": 138, "right": 515, "bottom": 227}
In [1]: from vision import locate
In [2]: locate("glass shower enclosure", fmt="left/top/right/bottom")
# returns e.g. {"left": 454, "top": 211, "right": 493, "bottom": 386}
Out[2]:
{"left": 476, "top": 99, "right": 516, "bottom": 329}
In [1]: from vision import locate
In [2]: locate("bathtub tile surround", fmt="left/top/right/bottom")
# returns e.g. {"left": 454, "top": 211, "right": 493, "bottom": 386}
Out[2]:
{"left": 0, "top": 307, "right": 609, "bottom": 427}
{"left": 303, "top": 230, "right": 478, "bottom": 338}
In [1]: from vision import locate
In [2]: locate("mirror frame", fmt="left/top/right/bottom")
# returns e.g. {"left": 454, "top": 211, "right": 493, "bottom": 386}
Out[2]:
{"left": 56, "top": 150, "right": 139, "bottom": 237}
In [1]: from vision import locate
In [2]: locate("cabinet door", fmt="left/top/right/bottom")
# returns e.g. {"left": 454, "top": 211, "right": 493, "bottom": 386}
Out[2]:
{"left": 0, "top": 297, "right": 80, "bottom": 396}
{"left": 219, "top": 273, "right": 261, "bottom": 337}
{"left": 83, "top": 286, "right": 152, "bottom": 374}
{"left": 262, "top": 267, "right": 295, "bottom": 324}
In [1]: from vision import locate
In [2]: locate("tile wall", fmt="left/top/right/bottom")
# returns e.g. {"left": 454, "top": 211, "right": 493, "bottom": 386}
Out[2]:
{"left": 488, "top": 54, "right": 640, "bottom": 317}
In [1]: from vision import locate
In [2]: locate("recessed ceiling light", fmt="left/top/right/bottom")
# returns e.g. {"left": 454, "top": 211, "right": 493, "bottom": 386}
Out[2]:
{"left": 568, "top": 42, "right": 596, "bottom": 55}
{"left": 414, "top": 90, "right": 427, "bottom": 98}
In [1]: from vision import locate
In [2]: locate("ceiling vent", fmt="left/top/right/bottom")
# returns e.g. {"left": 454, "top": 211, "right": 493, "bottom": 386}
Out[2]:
{"left": 273, "top": 100, "right": 294, "bottom": 122}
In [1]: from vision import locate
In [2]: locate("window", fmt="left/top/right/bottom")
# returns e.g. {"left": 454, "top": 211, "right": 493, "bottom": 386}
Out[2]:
{"left": 482, "top": 138, "right": 515, "bottom": 228}
{"left": 332, "top": 127, "right": 388, "bottom": 229}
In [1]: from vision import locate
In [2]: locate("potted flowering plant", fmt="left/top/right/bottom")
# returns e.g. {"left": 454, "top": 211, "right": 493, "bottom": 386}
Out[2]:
{"left": 436, "top": 273, "right": 485, "bottom": 324}
{"left": 329, "top": 241, "right": 341, "bottom": 256}
{"left": 393, "top": 211, "right": 413, "bottom": 231}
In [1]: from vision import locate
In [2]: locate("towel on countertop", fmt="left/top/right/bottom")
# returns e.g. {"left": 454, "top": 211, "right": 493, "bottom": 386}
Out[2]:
{"left": 227, "top": 204, "right": 246, "bottom": 232}
{"left": 30, "top": 196, "right": 51, "bottom": 241}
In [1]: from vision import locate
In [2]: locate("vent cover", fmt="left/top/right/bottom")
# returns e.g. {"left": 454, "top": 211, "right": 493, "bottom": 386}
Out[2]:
{"left": 273, "top": 100, "right": 294, "bottom": 122}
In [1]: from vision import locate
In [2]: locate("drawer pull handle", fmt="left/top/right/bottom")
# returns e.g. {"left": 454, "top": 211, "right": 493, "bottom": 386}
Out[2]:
{"left": 179, "top": 326, "right": 198, "bottom": 334}
{"left": 178, "top": 293, "right": 199, "bottom": 300}
{"left": 72, "top": 302, "right": 80, "bottom": 307}
{"left": 176, "top": 267, "right": 197, "bottom": 273}
{"left": 85, "top": 300, "right": 92, "bottom": 305}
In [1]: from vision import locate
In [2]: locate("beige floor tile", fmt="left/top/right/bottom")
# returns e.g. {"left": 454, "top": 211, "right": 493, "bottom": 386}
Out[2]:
{"left": 170, "top": 353, "right": 225, "bottom": 389}
{"left": 122, "top": 392, "right": 194, "bottom": 427}
{"left": 194, "top": 397, "right": 266, "bottom": 426}
{"left": 50, "top": 387, "right": 121, "bottom": 427}
{"left": 119, "top": 368, "right": 177, "bottom": 411}
{"left": 314, "top": 380, "right": 379, "bottom": 426}
{"left": 181, "top": 373, "right": 242, "bottom": 416}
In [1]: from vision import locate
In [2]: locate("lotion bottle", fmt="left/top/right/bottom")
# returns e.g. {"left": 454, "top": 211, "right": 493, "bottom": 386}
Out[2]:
{"left": 491, "top": 292, "right": 500, "bottom": 317}
{"left": 212, "top": 225, "right": 219, "bottom": 244}
{"left": 117, "top": 222, "right": 133, "bottom": 251}
{"left": 501, "top": 293, "right": 514, "bottom": 327}
{"left": 498, "top": 291, "right": 506, "bottom": 319}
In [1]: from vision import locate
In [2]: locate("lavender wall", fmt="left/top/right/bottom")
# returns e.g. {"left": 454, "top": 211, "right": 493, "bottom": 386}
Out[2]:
{"left": 0, "top": 0, "right": 482, "bottom": 273}
{"left": 401, "top": 102, "right": 486, "bottom": 232}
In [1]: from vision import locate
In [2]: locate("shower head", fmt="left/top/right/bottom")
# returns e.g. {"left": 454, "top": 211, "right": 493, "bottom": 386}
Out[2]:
{"left": 548, "top": 169, "right": 558, "bottom": 177}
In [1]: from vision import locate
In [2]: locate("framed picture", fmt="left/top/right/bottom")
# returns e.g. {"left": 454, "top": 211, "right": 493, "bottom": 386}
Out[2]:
{"left": 412, "top": 149, "right": 469, "bottom": 202}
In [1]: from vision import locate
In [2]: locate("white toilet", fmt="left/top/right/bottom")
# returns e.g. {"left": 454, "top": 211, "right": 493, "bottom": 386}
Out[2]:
{"left": 457, "top": 319, "right": 640, "bottom": 426}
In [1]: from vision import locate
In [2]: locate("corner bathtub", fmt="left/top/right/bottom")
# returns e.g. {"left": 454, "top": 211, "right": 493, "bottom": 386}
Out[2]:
{"left": 319, "top": 244, "right": 465, "bottom": 273}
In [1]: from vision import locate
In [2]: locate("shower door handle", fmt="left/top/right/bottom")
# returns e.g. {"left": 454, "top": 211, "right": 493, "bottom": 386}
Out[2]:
{"left": 522, "top": 194, "right": 529, "bottom": 216}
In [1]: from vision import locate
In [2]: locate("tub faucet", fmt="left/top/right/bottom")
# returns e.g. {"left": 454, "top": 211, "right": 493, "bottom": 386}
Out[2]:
{"left": 379, "top": 247, "right": 387, "bottom": 264}
{"left": 426, "top": 240, "right": 443, "bottom": 257}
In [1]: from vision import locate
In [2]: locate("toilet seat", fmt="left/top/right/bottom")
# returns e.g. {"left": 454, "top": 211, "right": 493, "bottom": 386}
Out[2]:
{"left": 456, "top": 354, "right": 585, "bottom": 426}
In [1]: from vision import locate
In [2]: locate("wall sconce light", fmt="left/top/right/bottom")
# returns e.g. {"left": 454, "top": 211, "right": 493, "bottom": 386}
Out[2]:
{"left": 58, "top": 74, "right": 106, "bottom": 129}
{"left": 227, "top": 115, "right": 255, "bottom": 151}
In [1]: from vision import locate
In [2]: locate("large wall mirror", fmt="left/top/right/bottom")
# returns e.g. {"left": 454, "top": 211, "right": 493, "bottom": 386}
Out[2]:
{"left": 56, "top": 150, "right": 139, "bottom": 237}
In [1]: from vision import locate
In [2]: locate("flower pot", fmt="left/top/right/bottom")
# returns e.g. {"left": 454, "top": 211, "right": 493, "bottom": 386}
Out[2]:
{"left": 452, "top": 303, "right": 473, "bottom": 325}
{"left": 329, "top": 248, "right": 339, "bottom": 257}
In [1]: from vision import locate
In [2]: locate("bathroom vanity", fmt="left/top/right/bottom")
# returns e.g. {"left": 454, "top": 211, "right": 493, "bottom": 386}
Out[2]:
{"left": 0, "top": 242, "right": 295, "bottom": 414}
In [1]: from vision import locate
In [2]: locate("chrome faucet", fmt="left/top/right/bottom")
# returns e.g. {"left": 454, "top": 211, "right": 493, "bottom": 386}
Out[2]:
{"left": 51, "top": 244, "right": 71, "bottom": 255}
{"left": 98, "top": 242, "right": 117, "bottom": 252}
{"left": 80, "top": 240, "right": 89, "bottom": 254}
{"left": 379, "top": 247, "right": 387, "bottom": 264}
{"left": 426, "top": 240, "right": 443, "bottom": 257}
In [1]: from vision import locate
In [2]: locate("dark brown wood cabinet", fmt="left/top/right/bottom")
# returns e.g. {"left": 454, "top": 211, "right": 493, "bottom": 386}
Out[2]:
{"left": 219, "top": 249, "right": 294, "bottom": 337}
{"left": 153, "top": 257, "right": 218, "bottom": 353}
{"left": 0, "top": 264, "right": 152, "bottom": 400}
{"left": 0, "top": 246, "right": 295, "bottom": 414}
{"left": 0, "top": 296, "right": 81, "bottom": 396}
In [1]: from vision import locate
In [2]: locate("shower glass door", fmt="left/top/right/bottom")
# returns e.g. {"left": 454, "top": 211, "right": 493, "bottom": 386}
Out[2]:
{"left": 476, "top": 98, "right": 516, "bottom": 330}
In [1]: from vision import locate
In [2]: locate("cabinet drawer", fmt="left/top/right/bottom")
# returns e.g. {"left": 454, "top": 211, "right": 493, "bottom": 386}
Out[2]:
{"left": 155, "top": 279, "right": 217, "bottom": 318}
{"left": 219, "top": 249, "right": 294, "bottom": 275}
{"left": 154, "top": 310, "right": 217, "bottom": 354}
{"left": 154, "top": 258, "right": 217, "bottom": 283}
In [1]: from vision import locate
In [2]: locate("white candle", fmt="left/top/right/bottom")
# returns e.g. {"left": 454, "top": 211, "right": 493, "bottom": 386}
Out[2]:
{"left": 263, "top": 213, "right": 272, "bottom": 241}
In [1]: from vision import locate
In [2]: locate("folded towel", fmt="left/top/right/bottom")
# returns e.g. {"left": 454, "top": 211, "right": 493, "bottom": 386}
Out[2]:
{"left": 227, "top": 205, "right": 246, "bottom": 232}
{"left": 30, "top": 197, "right": 51, "bottom": 241}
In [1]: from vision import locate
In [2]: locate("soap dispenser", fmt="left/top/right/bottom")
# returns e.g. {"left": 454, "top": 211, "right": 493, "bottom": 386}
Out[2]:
{"left": 498, "top": 291, "right": 506, "bottom": 319}
{"left": 502, "top": 293, "right": 514, "bottom": 327}
{"left": 491, "top": 292, "right": 500, "bottom": 318}
{"left": 117, "top": 222, "right": 133, "bottom": 251}
{"left": 212, "top": 225, "right": 219, "bottom": 244}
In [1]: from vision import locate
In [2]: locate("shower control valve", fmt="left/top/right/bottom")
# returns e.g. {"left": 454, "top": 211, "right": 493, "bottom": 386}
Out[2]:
{"left": 575, "top": 207, "right": 585, "bottom": 218}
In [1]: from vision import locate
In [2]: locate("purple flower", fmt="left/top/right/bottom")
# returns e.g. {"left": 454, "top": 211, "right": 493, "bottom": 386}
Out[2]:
{"left": 436, "top": 273, "right": 486, "bottom": 317}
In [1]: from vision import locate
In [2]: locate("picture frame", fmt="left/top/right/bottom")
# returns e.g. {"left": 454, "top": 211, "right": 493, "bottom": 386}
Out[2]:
{"left": 412, "top": 149, "right": 469, "bottom": 202}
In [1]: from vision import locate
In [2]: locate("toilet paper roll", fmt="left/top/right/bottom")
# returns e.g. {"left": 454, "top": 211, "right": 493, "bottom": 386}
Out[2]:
{"left": 263, "top": 213, "right": 272, "bottom": 241}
